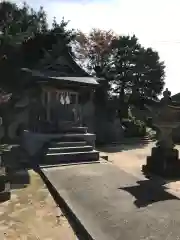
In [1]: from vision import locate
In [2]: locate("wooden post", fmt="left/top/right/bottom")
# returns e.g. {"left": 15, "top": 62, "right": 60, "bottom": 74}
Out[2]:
{"left": 47, "top": 91, "right": 51, "bottom": 122}
{"left": 75, "top": 92, "right": 78, "bottom": 123}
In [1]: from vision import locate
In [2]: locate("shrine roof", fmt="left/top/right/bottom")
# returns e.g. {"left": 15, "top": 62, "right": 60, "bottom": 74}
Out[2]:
{"left": 172, "top": 93, "right": 180, "bottom": 102}
{"left": 21, "top": 68, "right": 99, "bottom": 86}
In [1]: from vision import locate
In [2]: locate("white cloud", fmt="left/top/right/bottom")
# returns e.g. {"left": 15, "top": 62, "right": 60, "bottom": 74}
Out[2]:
{"left": 12, "top": 0, "right": 180, "bottom": 94}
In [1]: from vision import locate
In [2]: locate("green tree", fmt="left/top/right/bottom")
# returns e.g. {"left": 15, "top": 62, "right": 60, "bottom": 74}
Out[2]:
{"left": 0, "top": 1, "right": 75, "bottom": 93}
{"left": 21, "top": 17, "right": 76, "bottom": 68}
{"left": 0, "top": 1, "right": 75, "bottom": 140}
{"left": 75, "top": 28, "right": 117, "bottom": 74}
{"left": 0, "top": 1, "right": 49, "bottom": 92}
{"left": 75, "top": 30, "right": 165, "bottom": 120}
{"left": 0, "top": 1, "right": 48, "bottom": 34}
{"left": 108, "top": 35, "right": 165, "bottom": 119}
{"left": 75, "top": 29, "right": 117, "bottom": 108}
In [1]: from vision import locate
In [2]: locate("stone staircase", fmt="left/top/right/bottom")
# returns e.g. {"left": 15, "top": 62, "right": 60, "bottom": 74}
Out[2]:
{"left": 41, "top": 126, "right": 99, "bottom": 165}
{"left": 120, "top": 135, "right": 154, "bottom": 145}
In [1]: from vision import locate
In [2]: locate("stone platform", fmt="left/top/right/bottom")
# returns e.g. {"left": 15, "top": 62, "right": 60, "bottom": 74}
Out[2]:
{"left": 143, "top": 146, "right": 180, "bottom": 178}
{"left": 41, "top": 163, "right": 180, "bottom": 240}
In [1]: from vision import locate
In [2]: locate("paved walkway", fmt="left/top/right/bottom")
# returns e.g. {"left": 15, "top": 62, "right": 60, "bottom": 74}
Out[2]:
{"left": 42, "top": 162, "right": 180, "bottom": 240}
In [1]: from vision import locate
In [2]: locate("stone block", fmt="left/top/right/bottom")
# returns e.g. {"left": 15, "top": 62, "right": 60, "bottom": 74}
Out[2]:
{"left": 143, "top": 147, "right": 180, "bottom": 178}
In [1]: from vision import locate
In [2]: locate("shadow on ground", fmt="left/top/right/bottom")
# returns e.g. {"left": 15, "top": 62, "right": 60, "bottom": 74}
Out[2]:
{"left": 119, "top": 179, "right": 179, "bottom": 208}
{"left": 0, "top": 191, "right": 11, "bottom": 203}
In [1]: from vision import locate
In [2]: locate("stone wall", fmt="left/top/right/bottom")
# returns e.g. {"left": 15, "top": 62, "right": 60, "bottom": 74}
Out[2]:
{"left": 81, "top": 99, "right": 124, "bottom": 144}
{"left": 81, "top": 100, "right": 95, "bottom": 133}
{"left": 172, "top": 126, "right": 180, "bottom": 143}
{"left": 94, "top": 115, "right": 124, "bottom": 145}
{"left": 5, "top": 93, "right": 125, "bottom": 144}
{"left": 8, "top": 108, "right": 29, "bottom": 140}
{"left": 5, "top": 96, "right": 31, "bottom": 141}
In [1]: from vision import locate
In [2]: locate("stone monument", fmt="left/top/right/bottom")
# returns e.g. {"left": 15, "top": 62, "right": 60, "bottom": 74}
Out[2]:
{"left": 143, "top": 88, "right": 180, "bottom": 178}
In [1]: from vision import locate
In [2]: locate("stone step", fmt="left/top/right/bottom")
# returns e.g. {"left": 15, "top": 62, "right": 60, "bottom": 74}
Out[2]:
{"left": 0, "top": 181, "right": 11, "bottom": 201}
{"left": 48, "top": 145, "right": 93, "bottom": 154}
{"left": 58, "top": 127, "right": 88, "bottom": 134}
{"left": 121, "top": 137, "right": 153, "bottom": 144}
{"left": 0, "top": 175, "right": 9, "bottom": 192}
{"left": 0, "top": 182, "right": 6, "bottom": 192}
{"left": 0, "top": 167, "right": 6, "bottom": 176}
{"left": 50, "top": 133, "right": 87, "bottom": 142}
{"left": 43, "top": 150, "right": 99, "bottom": 164}
{"left": 49, "top": 141, "right": 87, "bottom": 148}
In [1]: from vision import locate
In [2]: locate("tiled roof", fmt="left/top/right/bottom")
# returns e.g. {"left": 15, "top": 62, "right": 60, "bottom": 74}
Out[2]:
{"left": 21, "top": 68, "right": 99, "bottom": 85}
{"left": 171, "top": 93, "right": 180, "bottom": 101}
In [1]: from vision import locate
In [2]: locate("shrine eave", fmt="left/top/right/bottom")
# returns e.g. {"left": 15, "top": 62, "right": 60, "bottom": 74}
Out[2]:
{"left": 21, "top": 68, "right": 99, "bottom": 86}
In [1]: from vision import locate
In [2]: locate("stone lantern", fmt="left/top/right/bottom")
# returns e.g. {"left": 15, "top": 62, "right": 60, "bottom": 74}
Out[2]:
{"left": 142, "top": 88, "right": 180, "bottom": 178}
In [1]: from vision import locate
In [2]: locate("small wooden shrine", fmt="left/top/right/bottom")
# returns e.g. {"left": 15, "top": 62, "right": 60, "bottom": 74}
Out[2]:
{"left": 21, "top": 50, "right": 99, "bottom": 132}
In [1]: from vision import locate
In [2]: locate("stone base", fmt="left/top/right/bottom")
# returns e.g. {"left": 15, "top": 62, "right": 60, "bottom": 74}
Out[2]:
{"left": 142, "top": 147, "right": 180, "bottom": 178}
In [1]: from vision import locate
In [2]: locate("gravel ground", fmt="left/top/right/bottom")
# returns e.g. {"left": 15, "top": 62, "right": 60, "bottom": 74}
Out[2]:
{"left": 100, "top": 143, "right": 180, "bottom": 196}
{"left": 0, "top": 169, "right": 76, "bottom": 240}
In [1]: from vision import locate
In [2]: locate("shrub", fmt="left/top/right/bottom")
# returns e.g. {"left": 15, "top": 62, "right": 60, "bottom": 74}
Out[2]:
{"left": 122, "top": 117, "right": 146, "bottom": 137}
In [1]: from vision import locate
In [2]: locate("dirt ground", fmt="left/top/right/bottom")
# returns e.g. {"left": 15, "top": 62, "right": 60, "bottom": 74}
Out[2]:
{"left": 101, "top": 142, "right": 180, "bottom": 197}
{"left": 0, "top": 170, "right": 76, "bottom": 240}
{"left": 2, "top": 142, "right": 180, "bottom": 239}
{"left": 100, "top": 142, "right": 153, "bottom": 178}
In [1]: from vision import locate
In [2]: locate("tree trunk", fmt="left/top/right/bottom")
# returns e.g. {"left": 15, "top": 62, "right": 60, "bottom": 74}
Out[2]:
{"left": 118, "top": 81, "right": 128, "bottom": 121}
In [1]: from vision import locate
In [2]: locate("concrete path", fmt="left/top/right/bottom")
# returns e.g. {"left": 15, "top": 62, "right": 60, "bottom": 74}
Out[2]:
{"left": 42, "top": 163, "right": 180, "bottom": 240}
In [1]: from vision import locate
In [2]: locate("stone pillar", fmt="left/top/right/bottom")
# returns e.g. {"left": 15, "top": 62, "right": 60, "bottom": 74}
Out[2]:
{"left": 47, "top": 92, "right": 51, "bottom": 122}
{"left": 81, "top": 89, "right": 95, "bottom": 133}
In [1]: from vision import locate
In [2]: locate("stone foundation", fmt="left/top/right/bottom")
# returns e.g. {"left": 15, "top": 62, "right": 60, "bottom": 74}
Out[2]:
{"left": 142, "top": 147, "right": 180, "bottom": 178}
{"left": 22, "top": 130, "right": 96, "bottom": 156}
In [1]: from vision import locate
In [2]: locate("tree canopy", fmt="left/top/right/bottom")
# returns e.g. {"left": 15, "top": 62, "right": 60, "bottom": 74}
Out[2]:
{"left": 75, "top": 32, "right": 165, "bottom": 118}
{"left": 0, "top": 1, "right": 75, "bottom": 93}
{"left": 0, "top": 1, "right": 166, "bottom": 121}
{"left": 109, "top": 36, "right": 165, "bottom": 100}
{"left": 75, "top": 28, "right": 117, "bottom": 75}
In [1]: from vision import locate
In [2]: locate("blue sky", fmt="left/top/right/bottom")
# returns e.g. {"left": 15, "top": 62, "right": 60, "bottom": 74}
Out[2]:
{"left": 12, "top": 0, "right": 180, "bottom": 95}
